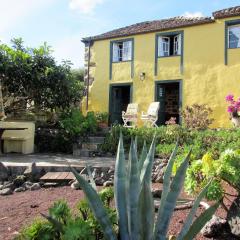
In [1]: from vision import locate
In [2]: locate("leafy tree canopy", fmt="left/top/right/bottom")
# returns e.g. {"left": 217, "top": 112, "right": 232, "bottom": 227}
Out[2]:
{"left": 0, "top": 38, "right": 84, "bottom": 115}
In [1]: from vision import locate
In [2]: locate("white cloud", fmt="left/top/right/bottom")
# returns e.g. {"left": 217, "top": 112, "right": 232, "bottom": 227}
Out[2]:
{"left": 52, "top": 35, "right": 85, "bottom": 68}
{"left": 183, "top": 11, "right": 205, "bottom": 18}
{"left": 69, "top": 0, "right": 104, "bottom": 14}
{"left": 0, "top": 0, "right": 55, "bottom": 35}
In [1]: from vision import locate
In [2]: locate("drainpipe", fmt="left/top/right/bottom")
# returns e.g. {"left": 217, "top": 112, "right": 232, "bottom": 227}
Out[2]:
{"left": 86, "top": 40, "right": 92, "bottom": 111}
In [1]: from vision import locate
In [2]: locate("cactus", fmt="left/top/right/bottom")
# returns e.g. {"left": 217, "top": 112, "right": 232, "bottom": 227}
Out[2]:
{"left": 70, "top": 134, "right": 219, "bottom": 240}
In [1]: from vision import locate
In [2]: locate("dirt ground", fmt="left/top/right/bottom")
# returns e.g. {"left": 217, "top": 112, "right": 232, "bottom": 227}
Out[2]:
{"left": 0, "top": 184, "right": 237, "bottom": 240}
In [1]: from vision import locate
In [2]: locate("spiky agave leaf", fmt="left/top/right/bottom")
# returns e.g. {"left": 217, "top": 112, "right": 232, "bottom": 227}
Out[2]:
{"left": 71, "top": 167, "right": 117, "bottom": 240}
{"left": 182, "top": 201, "right": 220, "bottom": 240}
{"left": 138, "top": 141, "right": 147, "bottom": 172}
{"left": 138, "top": 180, "right": 154, "bottom": 240}
{"left": 128, "top": 139, "right": 141, "bottom": 240}
{"left": 154, "top": 150, "right": 191, "bottom": 240}
{"left": 114, "top": 133, "right": 130, "bottom": 240}
{"left": 177, "top": 181, "right": 212, "bottom": 240}
{"left": 154, "top": 143, "right": 178, "bottom": 237}
{"left": 140, "top": 137, "right": 156, "bottom": 185}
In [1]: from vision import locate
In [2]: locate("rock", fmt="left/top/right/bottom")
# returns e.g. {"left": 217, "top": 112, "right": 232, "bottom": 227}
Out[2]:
{"left": 201, "top": 216, "right": 231, "bottom": 238}
{"left": 14, "top": 187, "right": 26, "bottom": 193}
{"left": 71, "top": 180, "right": 81, "bottom": 190}
{"left": 22, "top": 181, "right": 33, "bottom": 189}
{"left": 152, "top": 189, "right": 162, "bottom": 198}
{"left": 2, "top": 182, "right": 14, "bottom": 190}
{"left": 24, "top": 162, "right": 40, "bottom": 181}
{"left": 95, "top": 177, "right": 104, "bottom": 186}
{"left": 0, "top": 162, "right": 9, "bottom": 181}
{"left": 103, "top": 181, "right": 113, "bottom": 187}
{"left": 0, "top": 188, "right": 13, "bottom": 195}
{"left": 30, "top": 183, "right": 41, "bottom": 191}
{"left": 13, "top": 175, "right": 26, "bottom": 188}
{"left": 0, "top": 184, "right": 3, "bottom": 190}
{"left": 227, "top": 196, "right": 240, "bottom": 237}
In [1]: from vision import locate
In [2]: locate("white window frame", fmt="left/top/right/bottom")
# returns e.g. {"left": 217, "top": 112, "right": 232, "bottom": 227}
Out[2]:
{"left": 158, "top": 34, "right": 182, "bottom": 57}
{"left": 174, "top": 34, "right": 181, "bottom": 55}
{"left": 112, "top": 40, "right": 132, "bottom": 62}
{"left": 228, "top": 24, "right": 240, "bottom": 49}
{"left": 158, "top": 36, "right": 170, "bottom": 57}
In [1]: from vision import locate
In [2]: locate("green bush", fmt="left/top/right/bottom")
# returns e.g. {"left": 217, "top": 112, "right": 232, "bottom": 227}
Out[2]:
{"left": 60, "top": 108, "right": 97, "bottom": 141}
{"left": 101, "top": 125, "right": 240, "bottom": 161}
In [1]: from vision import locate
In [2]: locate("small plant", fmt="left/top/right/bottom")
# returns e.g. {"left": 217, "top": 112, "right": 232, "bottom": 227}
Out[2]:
{"left": 185, "top": 149, "right": 240, "bottom": 201}
{"left": 182, "top": 104, "right": 214, "bottom": 130}
{"left": 68, "top": 134, "right": 219, "bottom": 240}
{"left": 95, "top": 112, "right": 109, "bottom": 124}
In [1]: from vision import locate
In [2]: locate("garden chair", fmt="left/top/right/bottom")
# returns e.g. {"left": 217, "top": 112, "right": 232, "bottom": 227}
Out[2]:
{"left": 122, "top": 103, "right": 138, "bottom": 128}
{"left": 141, "top": 102, "right": 160, "bottom": 127}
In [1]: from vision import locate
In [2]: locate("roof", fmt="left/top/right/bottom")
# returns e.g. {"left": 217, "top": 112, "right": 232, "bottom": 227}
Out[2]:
{"left": 82, "top": 5, "right": 240, "bottom": 42}
{"left": 213, "top": 6, "right": 240, "bottom": 19}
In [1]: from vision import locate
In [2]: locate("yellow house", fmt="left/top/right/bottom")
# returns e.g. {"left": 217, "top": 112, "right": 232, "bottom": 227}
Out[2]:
{"left": 82, "top": 6, "right": 240, "bottom": 128}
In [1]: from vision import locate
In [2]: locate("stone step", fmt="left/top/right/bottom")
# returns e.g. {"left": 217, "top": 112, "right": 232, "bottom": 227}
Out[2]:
{"left": 88, "top": 136, "right": 105, "bottom": 144}
{"left": 82, "top": 143, "right": 99, "bottom": 151}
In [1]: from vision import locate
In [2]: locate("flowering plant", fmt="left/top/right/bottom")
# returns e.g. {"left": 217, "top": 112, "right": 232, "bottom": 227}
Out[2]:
{"left": 226, "top": 94, "right": 240, "bottom": 117}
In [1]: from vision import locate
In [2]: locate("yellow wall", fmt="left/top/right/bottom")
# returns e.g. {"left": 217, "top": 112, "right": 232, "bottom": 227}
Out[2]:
{"left": 82, "top": 16, "right": 240, "bottom": 128}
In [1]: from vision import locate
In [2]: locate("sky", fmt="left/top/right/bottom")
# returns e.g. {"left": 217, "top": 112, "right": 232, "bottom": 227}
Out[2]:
{"left": 0, "top": 0, "right": 240, "bottom": 68}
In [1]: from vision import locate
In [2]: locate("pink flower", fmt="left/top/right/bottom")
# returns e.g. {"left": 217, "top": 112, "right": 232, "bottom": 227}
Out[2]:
{"left": 226, "top": 94, "right": 234, "bottom": 102}
{"left": 227, "top": 106, "right": 235, "bottom": 113}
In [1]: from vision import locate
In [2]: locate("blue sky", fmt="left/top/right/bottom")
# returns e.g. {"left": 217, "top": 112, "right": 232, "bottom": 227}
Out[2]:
{"left": 0, "top": 0, "right": 239, "bottom": 68}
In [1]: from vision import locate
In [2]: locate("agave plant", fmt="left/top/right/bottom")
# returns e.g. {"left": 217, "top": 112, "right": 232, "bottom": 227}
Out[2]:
{"left": 69, "top": 134, "right": 219, "bottom": 240}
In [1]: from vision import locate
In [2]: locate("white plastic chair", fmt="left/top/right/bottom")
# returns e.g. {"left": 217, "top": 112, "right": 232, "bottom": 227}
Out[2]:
{"left": 141, "top": 102, "right": 160, "bottom": 127}
{"left": 122, "top": 103, "right": 138, "bottom": 128}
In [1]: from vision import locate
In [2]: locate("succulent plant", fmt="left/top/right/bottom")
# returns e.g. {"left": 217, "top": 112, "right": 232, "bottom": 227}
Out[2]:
{"left": 70, "top": 134, "right": 219, "bottom": 240}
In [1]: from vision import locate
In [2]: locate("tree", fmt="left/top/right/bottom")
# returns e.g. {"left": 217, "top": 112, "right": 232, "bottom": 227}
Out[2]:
{"left": 0, "top": 38, "right": 84, "bottom": 116}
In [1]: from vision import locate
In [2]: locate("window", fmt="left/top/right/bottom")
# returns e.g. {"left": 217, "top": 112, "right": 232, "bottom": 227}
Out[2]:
{"left": 112, "top": 40, "right": 132, "bottom": 62}
{"left": 228, "top": 25, "right": 240, "bottom": 48}
{"left": 158, "top": 34, "right": 181, "bottom": 57}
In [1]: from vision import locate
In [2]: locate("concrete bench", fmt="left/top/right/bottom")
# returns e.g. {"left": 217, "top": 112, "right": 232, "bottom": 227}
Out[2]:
{"left": 0, "top": 121, "right": 35, "bottom": 154}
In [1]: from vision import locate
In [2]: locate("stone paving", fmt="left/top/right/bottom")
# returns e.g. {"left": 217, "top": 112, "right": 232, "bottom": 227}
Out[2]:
{"left": 0, "top": 153, "right": 115, "bottom": 168}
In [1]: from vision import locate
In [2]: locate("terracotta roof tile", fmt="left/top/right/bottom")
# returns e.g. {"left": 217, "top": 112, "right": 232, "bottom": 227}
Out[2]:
{"left": 82, "top": 16, "right": 214, "bottom": 42}
{"left": 82, "top": 6, "right": 240, "bottom": 42}
{"left": 213, "top": 6, "right": 240, "bottom": 19}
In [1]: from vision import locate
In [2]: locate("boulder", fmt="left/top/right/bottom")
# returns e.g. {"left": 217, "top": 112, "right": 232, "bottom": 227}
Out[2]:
{"left": 201, "top": 216, "right": 231, "bottom": 238}
{"left": 22, "top": 181, "right": 33, "bottom": 190}
{"left": 152, "top": 189, "right": 162, "bottom": 198}
{"left": 227, "top": 196, "right": 240, "bottom": 237}
{"left": 30, "top": 183, "right": 41, "bottom": 191}
{"left": 2, "top": 182, "right": 14, "bottom": 190}
{"left": 95, "top": 177, "right": 104, "bottom": 186}
{"left": 103, "top": 181, "right": 113, "bottom": 187}
{"left": 0, "top": 188, "right": 13, "bottom": 196}
{"left": 71, "top": 180, "right": 81, "bottom": 190}
{"left": 0, "top": 162, "right": 9, "bottom": 181}
{"left": 14, "top": 187, "right": 26, "bottom": 193}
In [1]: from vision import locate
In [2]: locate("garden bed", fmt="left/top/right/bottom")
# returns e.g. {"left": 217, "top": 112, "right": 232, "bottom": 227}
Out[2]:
{"left": 0, "top": 183, "right": 237, "bottom": 240}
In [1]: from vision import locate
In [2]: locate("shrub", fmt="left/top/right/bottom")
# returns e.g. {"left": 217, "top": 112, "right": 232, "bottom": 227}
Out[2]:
{"left": 95, "top": 112, "right": 109, "bottom": 124}
{"left": 185, "top": 149, "right": 240, "bottom": 201}
{"left": 60, "top": 108, "right": 97, "bottom": 141}
{"left": 16, "top": 190, "right": 115, "bottom": 240}
{"left": 181, "top": 104, "right": 214, "bottom": 130}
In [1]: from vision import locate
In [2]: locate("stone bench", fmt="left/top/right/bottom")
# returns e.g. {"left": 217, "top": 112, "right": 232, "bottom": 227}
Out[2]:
{"left": 0, "top": 121, "right": 35, "bottom": 154}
